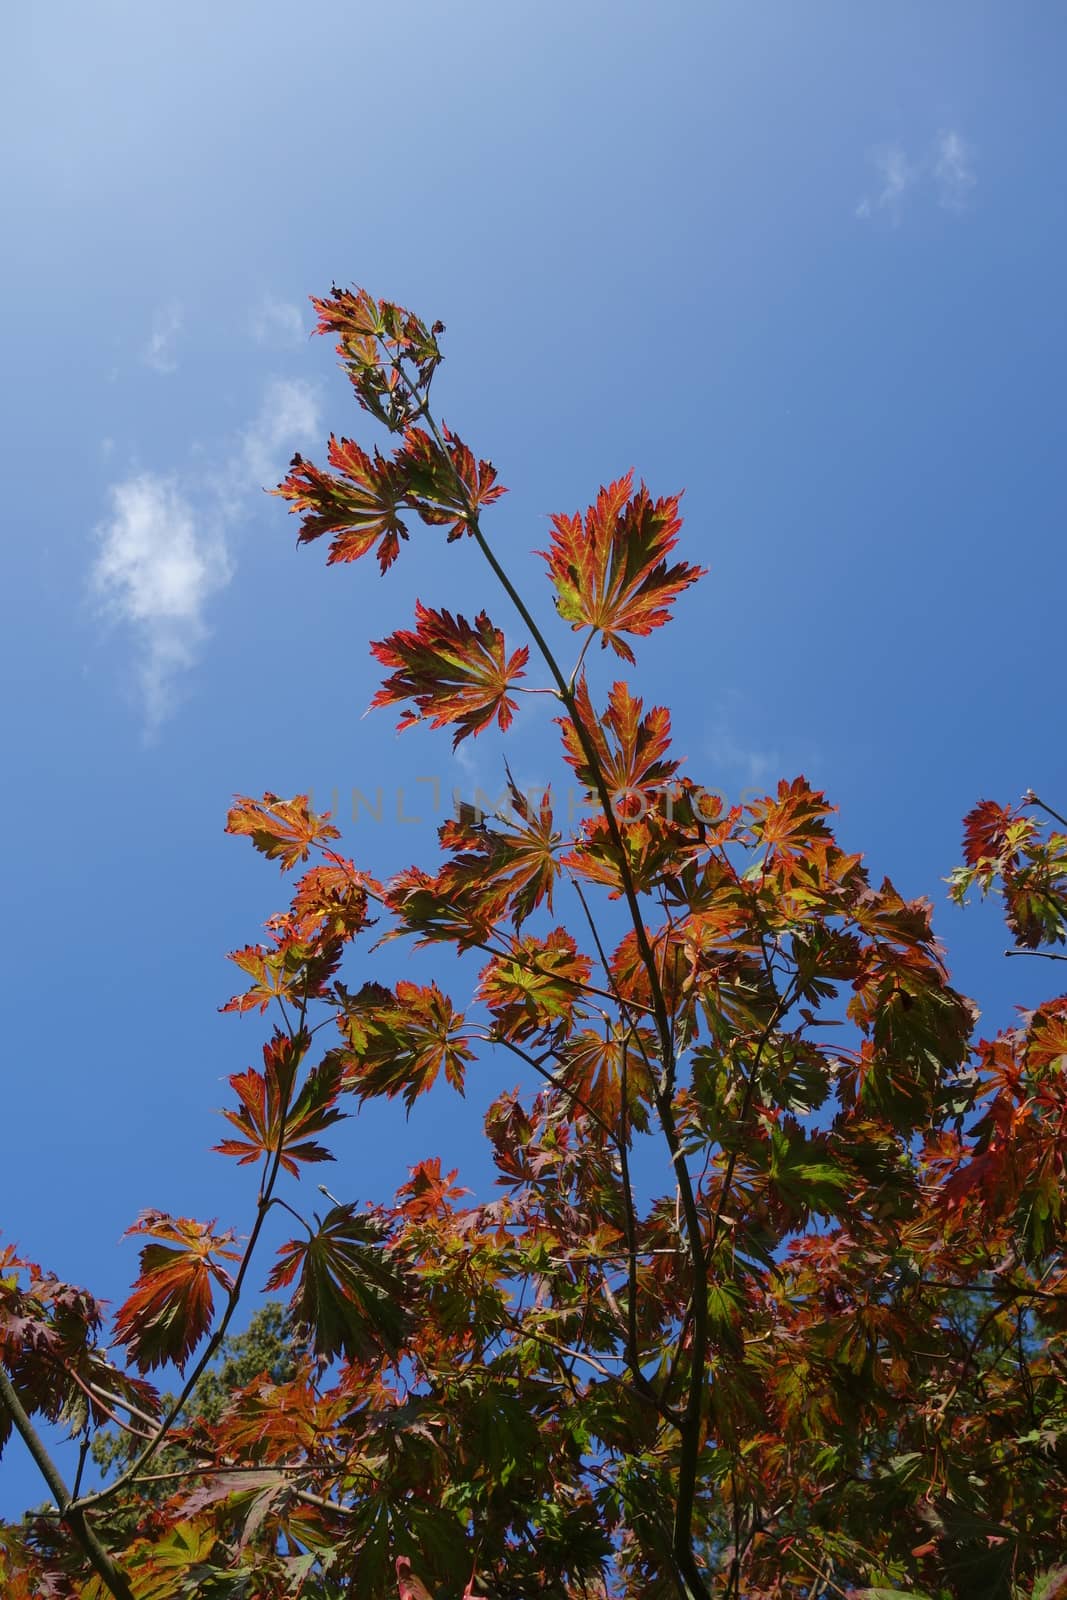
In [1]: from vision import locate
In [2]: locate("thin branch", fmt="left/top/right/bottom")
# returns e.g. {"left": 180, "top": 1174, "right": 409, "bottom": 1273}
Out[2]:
{"left": 668, "top": 964, "right": 796, "bottom": 1590}
{"left": 654, "top": 1084, "right": 711, "bottom": 1599}
{"left": 392, "top": 357, "right": 677, "bottom": 1071}
{"left": 929, "top": 1299, "right": 1008, "bottom": 1423}
{"left": 1027, "top": 792, "right": 1067, "bottom": 830}
{"left": 502, "top": 1319, "right": 617, "bottom": 1380}
{"left": 72, "top": 1436, "right": 91, "bottom": 1504}
{"left": 84, "top": 1383, "right": 161, "bottom": 1433}
{"left": 474, "top": 1030, "right": 620, "bottom": 1144}
{"left": 73, "top": 978, "right": 314, "bottom": 1515}
{"left": 0, "top": 1362, "right": 135, "bottom": 1600}
{"left": 59, "top": 1366, "right": 153, "bottom": 1442}
{"left": 787, "top": 1544, "right": 852, "bottom": 1600}
{"left": 917, "top": 1276, "right": 1067, "bottom": 1303}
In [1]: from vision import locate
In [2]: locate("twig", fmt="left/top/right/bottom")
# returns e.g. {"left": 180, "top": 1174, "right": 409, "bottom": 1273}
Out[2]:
{"left": 0, "top": 1362, "right": 135, "bottom": 1600}
{"left": 1027, "top": 792, "right": 1067, "bottom": 830}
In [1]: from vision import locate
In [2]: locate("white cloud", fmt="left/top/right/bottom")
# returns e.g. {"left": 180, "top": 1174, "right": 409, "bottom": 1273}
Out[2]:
{"left": 856, "top": 129, "right": 975, "bottom": 223}
{"left": 143, "top": 303, "right": 183, "bottom": 374}
{"left": 250, "top": 294, "right": 306, "bottom": 346}
{"left": 856, "top": 144, "right": 915, "bottom": 224}
{"left": 91, "top": 475, "right": 231, "bottom": 729}
{"left": 239, "top": 378, "right": 321, "bottom": 490}
{"left": 705, "top": 723, "right": 777, "bottom": 788}
{"left": 932, "top": 128, "right": 976, "bottom": 212}
{"left": 90, "top": 379, "right": 320, "bottom": 730}
{"left": 700, "top": 690, "right": 783, "bottom": 794}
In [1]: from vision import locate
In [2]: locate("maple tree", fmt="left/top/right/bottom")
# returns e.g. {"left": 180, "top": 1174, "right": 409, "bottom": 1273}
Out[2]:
{"left": 3, "top": 286, "right": 1067, "bottom": 1600}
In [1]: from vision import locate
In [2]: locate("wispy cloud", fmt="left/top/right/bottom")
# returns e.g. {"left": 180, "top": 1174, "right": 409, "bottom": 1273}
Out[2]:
{"left": 250, "top": 294, "right": 306, "bottom": 346}
{"left": 143, "top": 302, "right": 183, "bottom": 373}
{"left": 856, "top": 128, "right": 975, "bottom": 223}
{"left": 855, "top": 144, "right": 915, "bottom": 224}
{"left": 92, "top": 476, "right": 231, "bottom": 729}
{"left": 239, "top": 378, "right": 321, "bottom": 490}
{"left": 700, "top": 691, "right": 785, "bottom": 795}
{"left": 932, "top": 129, "right": 977, "bottom": 212}
{"left": 705, "top": 721, "right": 778, "bottom": 788}
{"left": 91, "top": 378, "right": 320, "bottom": 730}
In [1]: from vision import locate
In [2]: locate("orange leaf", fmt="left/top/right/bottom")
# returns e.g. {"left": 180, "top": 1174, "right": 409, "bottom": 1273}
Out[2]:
{"left": 370, "top": 602, "right": 528, "bottom": 746}
{"left": 114, "top": 1214, "right": 239, "bottom": 1372}
{"left": 274, "top": 437, "right": 410, "bottom": 572}
{"left": 540, "top": 472, "right": 704, "bottom": 661}
{"left": 226, "top": 793, "right": 340, "bottom": 872}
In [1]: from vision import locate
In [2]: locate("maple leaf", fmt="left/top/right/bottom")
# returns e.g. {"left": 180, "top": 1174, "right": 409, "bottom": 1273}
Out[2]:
{"left": 226, "top": 793, "right": 341, "bottom": 872}
{"left": 290, "top": 857, "right": 374, "bottom": 936}
{"left": 397, "top": 424, "right": 507, "bottom": 540}
{"left": 1004, "top": 844, "right": 1067, "bottom": 948}
{"left": 540, "top": 471, "right": 704, "bottom": 661}
{"left": 383, "top": 863, "right": 500, "bottom": 950}
{"left": 265, "top": 1204, "right": 410, "bottom": 1364}
{"left": 178, "top": 1470, "right": 290, "bottom": 1556}
{"left": 559, "top": 677, "right": 679, "bottom": 800}
{"left": 274, "top": 436, "right": 411, "bottom": 573}
{"left": 221, "top": 939, "right": 301, "bottom": 1015}
{"left": 221, "top": 923, "right": 345, "bottom": 1014}
{"left": 396, "top": 1158, "right": 470, "bottom": 1222}
{"left": 478, "top": 929, "right": 593, "bottom": 1042}
{"left": 1028, "top": 1000, "right": 1067, "bottom": 1074}
{"left": 430, "top": 780, "right": 561, "bottom": 931}
{"left": 746, "top": 777, "right": 837, "bottom": 858}
{"left": 311, "top": 285, "right": 445, "bottom": 430}
{"left": 210, "top": 1368, "right": 346, "bottom": 1459}
{"left": 557, "top": 1026, "right": 656, "bottom": 1131}
{"left": 961, "top": 797, "right": 1021, "bottom": 867}
{"left": 337, "top": 980, "right": 473, "bottom": 1110}
{"left": 370, "top": 601, "right": 528, "bottom": 746}
{"left": 214, "top": 1031, "right": 346, "bottom": 1176}
{"left": 114, "top": 1214, "right": 239, "bottom": 1373}
{"left": 311, "top": 284, "right": 390, "bottom": 361}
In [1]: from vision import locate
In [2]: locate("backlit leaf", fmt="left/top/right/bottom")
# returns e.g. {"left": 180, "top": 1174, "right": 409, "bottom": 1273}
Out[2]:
{"left": 114, "top": 1214, "right": 240, "bottom": 1373}
{"left": 265, "top": 1205, "right": 410, "bottom": 1364}
{"left": 540, "top": 472, "right": 704, "bottom": 661}
{"left": 370, "top": 601, "right": 528, "bottom": 746}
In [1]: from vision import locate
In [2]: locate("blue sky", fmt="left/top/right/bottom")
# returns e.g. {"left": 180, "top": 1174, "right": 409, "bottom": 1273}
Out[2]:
{"left": 2, "top": 0, "right": 1065, "bottom": 1514}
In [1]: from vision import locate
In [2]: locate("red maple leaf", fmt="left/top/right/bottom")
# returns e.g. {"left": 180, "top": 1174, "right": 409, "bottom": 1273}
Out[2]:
{"left": 113, "top": 1214, "right": 239, "bottom": 1372}
{"left": 540, "top": 471, "right": 704, "bottom": 661}
{"left": 558, "top": 677, "right": 678, "bottom": 798}
{"left": 961, "top": 798, "right": 1018, "bottom": 867}
{"left": 274, "top": 436, "right": 411, "bottom": 573}
{"left": 370, "top": 601, "right": 528, "bottom": 746}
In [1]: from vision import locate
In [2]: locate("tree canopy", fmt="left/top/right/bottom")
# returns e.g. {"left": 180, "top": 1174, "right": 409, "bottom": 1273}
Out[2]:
{"left": 3, "top": 287, "right": 1067, "bottom": 1600}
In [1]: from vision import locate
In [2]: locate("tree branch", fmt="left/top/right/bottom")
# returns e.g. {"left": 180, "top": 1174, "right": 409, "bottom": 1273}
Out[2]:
{"left": 0, "top": 1362, "right": 135, "bottom": 1600}
{"left": 72, "top": 985, "right": 314, "bottom": 1515}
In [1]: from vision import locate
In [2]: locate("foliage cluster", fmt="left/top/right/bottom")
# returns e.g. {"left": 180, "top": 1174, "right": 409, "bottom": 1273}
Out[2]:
{"left": 3, "top": 288, "right": 1067, "bottom": 1600}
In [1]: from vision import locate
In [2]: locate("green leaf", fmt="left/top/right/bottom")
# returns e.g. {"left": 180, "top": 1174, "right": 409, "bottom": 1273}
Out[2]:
{"left": 1031, "top": 1569, "right": 1067, "bottom": 1600}
{"left": 265, "top": 1204, "right": 411, "bottom": 1363}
